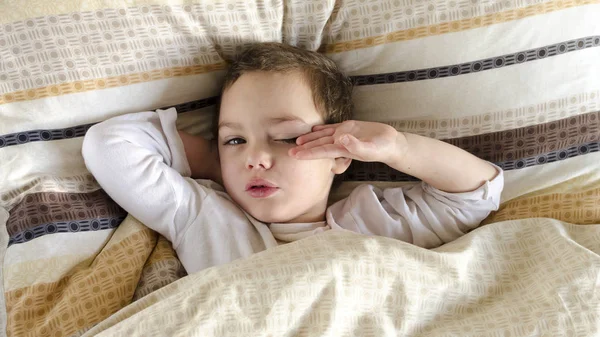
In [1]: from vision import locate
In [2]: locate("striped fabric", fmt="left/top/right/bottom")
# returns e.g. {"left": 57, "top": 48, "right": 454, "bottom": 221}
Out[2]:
{"left": 1, "top": 0, "right": 599, "bottom": 336}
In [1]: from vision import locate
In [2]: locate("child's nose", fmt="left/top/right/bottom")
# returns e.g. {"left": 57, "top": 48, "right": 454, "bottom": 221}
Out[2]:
{"left": 245, "top": 145, "right": 273, "bottom": 170}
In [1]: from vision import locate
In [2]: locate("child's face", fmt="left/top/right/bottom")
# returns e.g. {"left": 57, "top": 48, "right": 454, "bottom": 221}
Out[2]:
{"left": 218, "top": 71, "right": 348, "bottom": 223}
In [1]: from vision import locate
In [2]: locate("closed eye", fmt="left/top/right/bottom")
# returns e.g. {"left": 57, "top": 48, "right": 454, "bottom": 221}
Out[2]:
{"left": 224, "top": 138, "right": 246, "bottom": 146}
{"left": 277, "top": 137, "right": 298, "bottom": 144}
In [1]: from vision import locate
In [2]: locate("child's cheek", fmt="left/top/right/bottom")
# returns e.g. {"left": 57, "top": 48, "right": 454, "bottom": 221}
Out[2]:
{"left": 286, "top": 157, "right": 319, "bottom": 178}
{"left": 220, "top": 160, "right": 238, "bottom": 182}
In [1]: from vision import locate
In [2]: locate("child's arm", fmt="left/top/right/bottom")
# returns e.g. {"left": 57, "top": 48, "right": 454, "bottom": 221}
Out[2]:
{"left": 387, "top": 132, "right": 498, "bottom": 192}
{"left": 82, "top": 108, "right": 212, "bottom": 245}
{"left": 291, "top": 120, "right": 503, "bottom": 248}
{"left": 177, "top": 131, "right": 222, "bottom": 184}
{"left": 291, "top": 120, "right": 498, "bottom": 193}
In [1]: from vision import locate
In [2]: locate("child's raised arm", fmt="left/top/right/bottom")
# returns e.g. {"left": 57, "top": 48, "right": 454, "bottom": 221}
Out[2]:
{"left": 291, "top": 120, "right": 503, "bottom": 248}
{"left": 386, "top": 131, "right": 498, "bottom": 193}
{"left": 82, "top": 109, "right": 210, "bottom": 245}
{"left": 290, "top": 120, "right": 499, "bottom": 193}
{"left": 83, "top": 109, "right": 270, "bottom": 271}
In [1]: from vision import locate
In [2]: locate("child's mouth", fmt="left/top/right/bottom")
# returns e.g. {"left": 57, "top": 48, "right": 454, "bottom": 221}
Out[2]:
{"left": 246, "top": 185, "right": 279, "bottom": 198}
{"left": 245, "top": 179, "right": 279, "bottom": 198}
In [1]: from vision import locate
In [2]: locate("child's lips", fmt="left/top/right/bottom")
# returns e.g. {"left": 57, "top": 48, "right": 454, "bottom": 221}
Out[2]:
{"left": 245, "top": 178, "right": 279, "bottom": 198}
{"left": 246, "top": 186, "right": 279, "bottom": 198}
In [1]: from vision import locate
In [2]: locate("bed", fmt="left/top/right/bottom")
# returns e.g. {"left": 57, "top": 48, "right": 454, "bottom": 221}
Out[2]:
{"left": 1, "top": 0, "right": 599, "bottom": 336}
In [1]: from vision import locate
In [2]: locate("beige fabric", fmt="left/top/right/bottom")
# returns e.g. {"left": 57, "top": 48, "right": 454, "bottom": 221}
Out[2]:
{"left": 83, "top": 223, "right": 600, "bottom": 336}
{"left": 2, "top": 0, "right": 600, "bottom": 336}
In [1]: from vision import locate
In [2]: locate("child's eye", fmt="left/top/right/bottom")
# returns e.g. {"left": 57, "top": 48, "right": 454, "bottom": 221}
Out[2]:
{"left": 277, "top": 137, "right": 298, "bottom": 144}
{"left": 224, "top": 138, "right": 246, "bottom": 146}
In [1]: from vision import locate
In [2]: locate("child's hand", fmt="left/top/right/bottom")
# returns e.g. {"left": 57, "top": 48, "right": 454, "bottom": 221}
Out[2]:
{"left": 289, "top": 120, "right": 402, "bottom": 164}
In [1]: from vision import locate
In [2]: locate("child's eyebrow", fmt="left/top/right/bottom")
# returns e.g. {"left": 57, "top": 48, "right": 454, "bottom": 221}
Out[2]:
{"left": 218, "top": 116, "right": 309, "bottom": 131}
{"left": 269, "top": 116, "right": 306, "bottom": 124}
{"left": 218, "top": 121, "right": 241, "bottom": 130}
{"left": 270, "top": 119, "right": 313, "bottom": 135}
{"left": 270, "top": 118, "right": 310, "bottom": 130}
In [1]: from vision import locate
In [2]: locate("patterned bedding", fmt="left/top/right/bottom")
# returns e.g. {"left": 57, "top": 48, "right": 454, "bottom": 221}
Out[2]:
{"left": 1, "top": 0, "right": 599, "bottom": 336}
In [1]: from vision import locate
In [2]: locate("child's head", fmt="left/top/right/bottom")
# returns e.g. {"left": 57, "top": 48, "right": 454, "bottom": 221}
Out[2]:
{"left": 216, "top": 42, "right": 353, "bottom": 223}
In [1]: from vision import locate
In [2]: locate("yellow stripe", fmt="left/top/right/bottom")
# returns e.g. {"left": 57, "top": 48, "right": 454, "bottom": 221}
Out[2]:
{"left": 0, "top": 62, "right": 226, "bottom": 105}
{"left": 4, "top": 227, "right": 157, "bottom": 337}
{"left": 484, "top": 187, "right": 600, "bottom": 225}
{"left": 4, "top": 218, "right": 151, "bottom": 292}
{"left": 145, "top": 234, "right": 179, "bottom": 266}
{"left": 132, "top": 235, "right": 185, "bottom": 301}
{"left": 320, "top": 0, "right": 599, "bottom": 54}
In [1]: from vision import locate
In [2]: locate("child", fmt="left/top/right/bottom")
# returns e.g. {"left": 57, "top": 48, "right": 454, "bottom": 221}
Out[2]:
{"left": 83, "top": 43, "right": 503, "bottom": 274}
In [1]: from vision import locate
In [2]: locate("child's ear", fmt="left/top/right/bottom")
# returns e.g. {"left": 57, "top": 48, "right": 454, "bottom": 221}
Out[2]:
{"left": 332, "top": 157, "right": 352, "bottom": 174}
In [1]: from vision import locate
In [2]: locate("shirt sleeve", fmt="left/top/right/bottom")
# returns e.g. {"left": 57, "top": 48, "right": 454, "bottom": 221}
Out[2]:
{"left": 326, "top": 166, "right": 504, "bottom": 248}
{"left": 82, "top": 108, "right": 210, "bottom": 247}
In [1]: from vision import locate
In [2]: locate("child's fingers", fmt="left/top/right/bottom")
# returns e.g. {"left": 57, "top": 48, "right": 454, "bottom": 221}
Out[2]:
{"left": 296, "top": 128, "right": 335, "bottom": 145}
{"left": 293, "top": 144, "right": 349, "bottom": 160}
{"left": 312, "top": 123, "right": 340, "bottom": 131}
{"left": 289, "top": 136, "right": 333, "bottom": 157}
{"left": 293, "top": 136, "right": 335, "bottom": 152}
{"left": 339, "top": 134, "right": 362, "bottom": 154}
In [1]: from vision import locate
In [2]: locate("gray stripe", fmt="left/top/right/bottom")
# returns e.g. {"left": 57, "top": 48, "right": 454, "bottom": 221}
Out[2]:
{"left": 0, "top": 96, "right": 218, "bottom": 148}
{"left": 351, "top": 36, "right": 600, "bottom": 85}
{"left": 8, "top": 216, "right": 125, "bottom": 246}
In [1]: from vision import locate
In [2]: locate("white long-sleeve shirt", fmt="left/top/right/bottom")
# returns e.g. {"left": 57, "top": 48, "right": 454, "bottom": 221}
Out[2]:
{"left": 82, "top": 108, "right": 504, "bottom": 274}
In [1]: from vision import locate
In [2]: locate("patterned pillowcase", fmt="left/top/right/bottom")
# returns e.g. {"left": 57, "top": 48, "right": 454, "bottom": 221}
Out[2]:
{"left": 320, "top": 1, "right": 600, "bottom": 228}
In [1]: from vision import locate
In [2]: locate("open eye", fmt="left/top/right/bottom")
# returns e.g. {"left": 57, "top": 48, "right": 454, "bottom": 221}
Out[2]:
{"left": 277, "top": 137, "right": 298, "bottom": 144}
{"left": 224, "top": 138, "right": 246, "bottom": 146}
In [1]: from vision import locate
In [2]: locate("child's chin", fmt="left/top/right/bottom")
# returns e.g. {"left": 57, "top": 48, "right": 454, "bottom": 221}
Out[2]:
{"left": 249, "top": 207, "right": 290, "bottom": 224}
{"left": 253, "top": 213, "right": 287, "bottom": 224}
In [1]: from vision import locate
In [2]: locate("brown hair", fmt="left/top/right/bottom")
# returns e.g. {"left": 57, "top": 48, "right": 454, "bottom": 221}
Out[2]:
{"left": 217, "top": 42, "right": 353, "bottom": 129}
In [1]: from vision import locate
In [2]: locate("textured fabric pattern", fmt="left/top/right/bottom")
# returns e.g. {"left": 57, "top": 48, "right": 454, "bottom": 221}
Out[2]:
{"left": 82, "top": 227, "right": 600, "bottom": 336}
{"left": 4, "top": 217, "right": 155, "bottom": 337}
{"left": 6, "top": 190, "right": 125, "bottom": 245}
{"left": 1, "top": 0, "right": 600, "bottom": 336}
{"left": 132, "top": 235, "right": 187, "bottom": 302}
